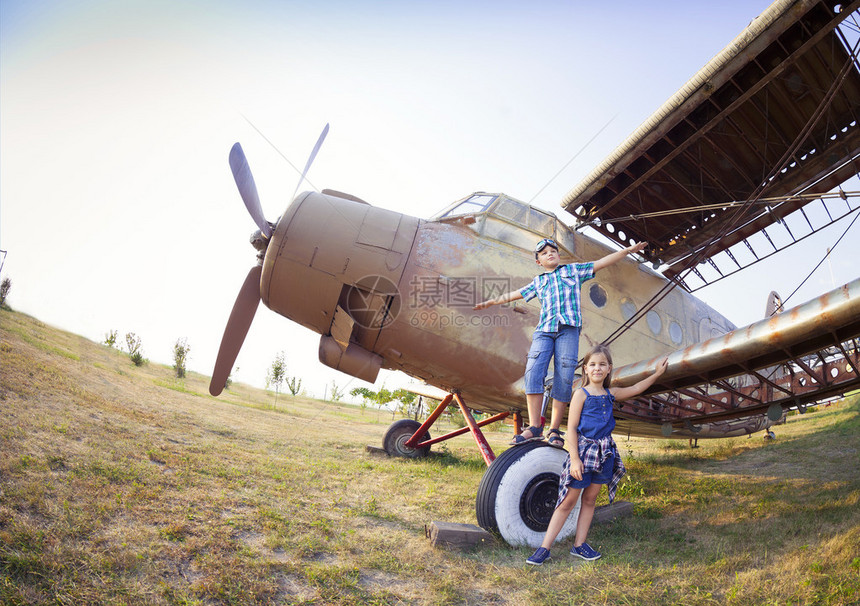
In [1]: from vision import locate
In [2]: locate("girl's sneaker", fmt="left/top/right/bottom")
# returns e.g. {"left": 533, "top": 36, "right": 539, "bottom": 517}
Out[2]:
{"left": 570, "top": 542, "right": 601, "bottom": 560}
{"left": 526, "top": 547, "right": 551, "bottom": 566}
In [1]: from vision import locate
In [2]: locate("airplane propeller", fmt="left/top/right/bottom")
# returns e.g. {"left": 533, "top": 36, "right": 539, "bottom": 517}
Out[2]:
{"left": 209, "top": 125, "right": 329, "bottom": 396}
{"left": 209, "top": 265, "right": 262, "bottom": 396}
{"left": 228, "top": 143, "right": 272, "bottom": 239}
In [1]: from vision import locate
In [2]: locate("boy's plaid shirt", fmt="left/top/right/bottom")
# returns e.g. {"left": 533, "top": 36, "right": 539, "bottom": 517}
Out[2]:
{"left": 556, "top": 434, "right": 626, "bottom": 507}
{"left": 519, "top": 262, "right": 595, "bottom": 332}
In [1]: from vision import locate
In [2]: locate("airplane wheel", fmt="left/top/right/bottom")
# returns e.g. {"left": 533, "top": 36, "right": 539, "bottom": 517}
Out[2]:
{"left": 475, "top": 442, "right": 579, "bottom": 547}
{"left": 383, "top": 419, "right": 431, "bottom": 458}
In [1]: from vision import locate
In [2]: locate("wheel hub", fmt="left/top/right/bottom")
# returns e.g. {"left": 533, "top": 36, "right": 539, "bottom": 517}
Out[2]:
{"left": 519, "top": 472, "right": 560, "bottom": 531}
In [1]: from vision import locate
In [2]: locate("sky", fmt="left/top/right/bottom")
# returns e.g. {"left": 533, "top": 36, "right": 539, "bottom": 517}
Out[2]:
{"left": 2, "top": 0, "right": 859, "bottom": 399}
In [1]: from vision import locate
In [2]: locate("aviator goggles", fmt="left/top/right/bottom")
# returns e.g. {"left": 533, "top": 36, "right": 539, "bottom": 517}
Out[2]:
{"left": 534, "top": 238, "right": 559, "bottom": 257}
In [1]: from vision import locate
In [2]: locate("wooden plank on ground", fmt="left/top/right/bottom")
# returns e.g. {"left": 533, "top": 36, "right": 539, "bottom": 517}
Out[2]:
{"left": 593, "top": 500, "right": 633, "bottom": 524}
{"left": 427, "top": 502, "right": 631, "bottom": 550}
{"left": 427, "top": 521, "right": 497, "bottom": 549}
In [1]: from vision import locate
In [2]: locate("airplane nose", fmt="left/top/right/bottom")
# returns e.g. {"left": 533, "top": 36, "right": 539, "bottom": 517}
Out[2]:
{"left": 259, "top": 190, "right": 420, "bottom": 341}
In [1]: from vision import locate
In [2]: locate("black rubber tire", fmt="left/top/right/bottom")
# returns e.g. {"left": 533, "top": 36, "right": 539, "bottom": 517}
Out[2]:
{"left": 383, "top": 419, "right": 431, "bottom": 458}
{"left": 475, "top": 442, "right": 579, "bottom": 547}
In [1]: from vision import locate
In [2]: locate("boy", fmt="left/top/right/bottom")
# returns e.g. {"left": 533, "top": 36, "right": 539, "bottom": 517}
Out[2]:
{"left": 473, "top": 237, "right": 647, "bottom": 447}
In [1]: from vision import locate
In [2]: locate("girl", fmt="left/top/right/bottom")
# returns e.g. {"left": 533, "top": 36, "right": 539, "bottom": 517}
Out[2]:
{"left": 526, "top": 344, "right": 668, "bottom": 565}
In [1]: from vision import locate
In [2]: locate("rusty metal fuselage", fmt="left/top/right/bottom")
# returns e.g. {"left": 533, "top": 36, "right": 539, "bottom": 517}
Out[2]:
{"left": 258, "top": 191, "right": 777, "bottom": 436}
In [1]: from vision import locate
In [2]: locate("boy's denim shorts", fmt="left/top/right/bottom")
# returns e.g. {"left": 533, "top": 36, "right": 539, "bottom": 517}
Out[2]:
{"left": 523, "top": 324, "right": 581, "bottom": 402}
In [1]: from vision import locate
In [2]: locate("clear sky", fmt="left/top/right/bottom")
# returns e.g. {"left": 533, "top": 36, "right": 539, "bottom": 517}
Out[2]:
{"left": 2, "top": 0, "right": 858, "bottom": 398}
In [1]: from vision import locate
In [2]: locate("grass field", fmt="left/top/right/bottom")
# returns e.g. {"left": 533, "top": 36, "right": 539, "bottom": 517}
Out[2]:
{"left": 1, "top": 308, "right": 858, "bottom": 605}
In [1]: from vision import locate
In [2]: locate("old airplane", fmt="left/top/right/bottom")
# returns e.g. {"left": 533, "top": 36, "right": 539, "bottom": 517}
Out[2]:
{"left": 209, "top": 0, "right": 860, "bottom": 546}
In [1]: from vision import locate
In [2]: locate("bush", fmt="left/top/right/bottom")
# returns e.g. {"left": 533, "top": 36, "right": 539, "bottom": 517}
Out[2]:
{"left": 0, "top": 277, "right": 11, "bottom": 308}
{"left": 104, "top": 330, "right": 118, "bottom": 348}
{"left": 125, "top": 332, "right": 146, "bottom": 367}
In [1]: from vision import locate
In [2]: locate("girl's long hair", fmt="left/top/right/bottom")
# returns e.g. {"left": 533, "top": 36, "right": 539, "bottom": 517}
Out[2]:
{"left": 582, "top": 344, "right": 613, "bottom": 389}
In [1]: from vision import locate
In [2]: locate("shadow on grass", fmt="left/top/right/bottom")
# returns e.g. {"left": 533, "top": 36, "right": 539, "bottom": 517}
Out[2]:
{"left": 629, "top": 397, "right": 859, "bottom": 481}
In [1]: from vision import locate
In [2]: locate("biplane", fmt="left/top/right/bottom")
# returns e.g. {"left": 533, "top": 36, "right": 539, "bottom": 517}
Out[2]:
{"left": 209, "top": 0, "right": 860, "bottom": 546}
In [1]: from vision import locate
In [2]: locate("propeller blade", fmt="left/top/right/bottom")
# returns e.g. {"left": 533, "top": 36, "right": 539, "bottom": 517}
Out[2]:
{"left": 229, "top": 143, "right": 272, "bottom": 238}
{"left": 290, "top": 123, "right": 329, "bottom": 202}
{"left": 209, "top": 265, "right": 263, "bottom": 396}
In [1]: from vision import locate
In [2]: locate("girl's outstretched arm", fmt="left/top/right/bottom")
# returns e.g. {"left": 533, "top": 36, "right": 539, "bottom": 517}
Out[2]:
{"left": 611, "top": 357, "right": 668, "bottom": 401}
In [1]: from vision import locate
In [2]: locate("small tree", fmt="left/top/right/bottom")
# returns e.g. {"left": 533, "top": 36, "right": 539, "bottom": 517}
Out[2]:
{"left": 104, "top": 330, "right": 118, "bottom": 348}
{"left": 392, "top": 388, "right": 419, "bottom": 419}
{"left": 225, "top": 367, "right": 237, "bottom": 391}
{"left": 266, "top": 352, "right": 286, "bottom": 397}
{"left": 373, "top": 387, "right": 394, "bottom": 420}
{"left": 285, "top": 376, "right": 302, "bottom": 396}
{"left": 350, "top": 386, "right": 375, "bottom": 412}
{"left": 375, "top": 387, "right": 394, "bottom": 409}
{"left": 173, "top": 337, "right": 190, "bottom": 378}
{"left": 329, "top": 381, "right": 344, "bottom": 402}
{"left": 0, "top": 277, "right": 11, "bottom": 308}
{"left": 125, "top": 332, "right": 146, "bottom": 367}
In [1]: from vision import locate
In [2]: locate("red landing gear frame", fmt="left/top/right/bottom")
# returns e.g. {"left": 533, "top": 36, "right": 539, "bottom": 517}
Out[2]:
{"left": 402, "top": 392, "right": 523, "bottom": 466}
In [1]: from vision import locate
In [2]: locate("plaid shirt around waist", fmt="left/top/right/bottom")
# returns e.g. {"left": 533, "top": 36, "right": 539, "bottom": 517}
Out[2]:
{"left": 556, "top": 434, "right": 626, "bottom": 507}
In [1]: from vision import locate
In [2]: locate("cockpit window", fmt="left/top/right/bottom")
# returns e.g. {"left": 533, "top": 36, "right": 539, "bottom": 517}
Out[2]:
{"left": 440, "top": 194, "right": 497, "bottom": 218}
{"left": 528, "top": 208, "right": 554, "bottom": 233}
{"left": 493, "top": 198, "right": 528, "bottom": 223}
{"left": 434, "top": 193, "right": 578, "bottom": 256}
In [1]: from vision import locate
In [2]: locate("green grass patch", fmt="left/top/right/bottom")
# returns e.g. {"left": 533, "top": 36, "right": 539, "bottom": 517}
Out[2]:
{"left": 1, "top": 309, "right": 858, "bottom": 605}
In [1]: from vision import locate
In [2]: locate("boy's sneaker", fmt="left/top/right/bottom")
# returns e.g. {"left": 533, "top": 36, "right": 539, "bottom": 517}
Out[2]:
{"left": 570, "top": 542, "right": 601, "bottom": 561}
{"left": 526, "top": 547, "right": 551, "bottom": 566}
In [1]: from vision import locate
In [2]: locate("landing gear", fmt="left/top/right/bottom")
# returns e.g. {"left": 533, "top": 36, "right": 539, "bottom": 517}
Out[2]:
{"left": 383, "top": 419, "right": 431, "bottom": 458}
{"left": 476, "top": 442, "right": 579, "bottom": 547}
{"left": 381, "top": 392, "right": 508, "bottom": 463}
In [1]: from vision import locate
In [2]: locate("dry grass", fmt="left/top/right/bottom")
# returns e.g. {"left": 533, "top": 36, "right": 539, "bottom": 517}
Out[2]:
{"left": 1, "top": 308, "right": 858, "bottom": 605}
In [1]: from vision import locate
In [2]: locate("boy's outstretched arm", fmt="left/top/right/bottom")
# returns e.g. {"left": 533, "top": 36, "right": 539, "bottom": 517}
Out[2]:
{"left": 612, "top": 357, "right": 668, "bottom": 401}
{"left": 593, "top": 241, "right": 648, "bottom": 272}
{"left": 473, "top": 290, "right": 523, "bottom": 310}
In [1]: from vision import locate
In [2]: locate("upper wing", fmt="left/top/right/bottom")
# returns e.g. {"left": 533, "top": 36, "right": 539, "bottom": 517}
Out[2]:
{"left": 561, "top": 0, "right": 860, "bottom": 291}
{"left": 610, "top": 276, "right": 860, "bottom": 438}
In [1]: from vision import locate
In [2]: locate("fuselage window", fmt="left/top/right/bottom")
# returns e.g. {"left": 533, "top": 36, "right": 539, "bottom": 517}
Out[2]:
{"left": 669, "top": 320, "right": 683, "bottom": 345}
{"left": 646, "top": 310, "right": 662, "bottom": 336}
{"left": 589, "top": 283, "right": 607, "bottom": 308}
{"left": 699, "top": 317, "right": 726, "bottom": 341}
{"left": 620, "top": 298, "right": 637, "bottom": 321}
